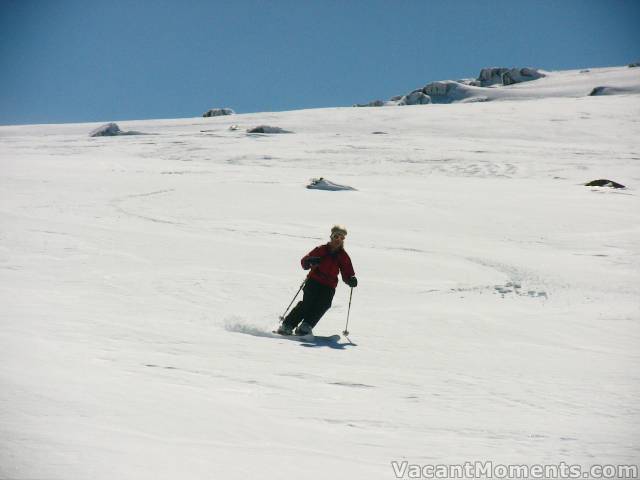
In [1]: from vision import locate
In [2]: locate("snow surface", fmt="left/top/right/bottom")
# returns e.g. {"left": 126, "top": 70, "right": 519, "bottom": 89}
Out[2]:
{"left": 1, "top": 66, "right": 639, "bottom": 479}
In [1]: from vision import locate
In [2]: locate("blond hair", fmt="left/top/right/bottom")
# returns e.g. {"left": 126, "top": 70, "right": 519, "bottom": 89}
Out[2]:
{"left": 331, "top": 225, "right": 347, "bottom": 236}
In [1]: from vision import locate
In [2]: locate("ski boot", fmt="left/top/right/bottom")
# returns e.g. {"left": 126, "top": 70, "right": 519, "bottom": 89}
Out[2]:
{"left": 276, "top": 324, "right": 293, "bottom": 336}
{"left": 294, "top": 322, "right": 313, "bottom": 336}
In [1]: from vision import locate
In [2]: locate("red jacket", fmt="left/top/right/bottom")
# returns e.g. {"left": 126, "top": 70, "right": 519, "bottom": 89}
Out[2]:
{"left": 301, "top": 244, "right": 355, "bottom": 289}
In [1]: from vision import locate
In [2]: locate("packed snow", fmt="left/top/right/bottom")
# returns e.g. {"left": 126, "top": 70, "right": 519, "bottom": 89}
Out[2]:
{"left": 1, "top": 65, "right": 639, "bottom": 479}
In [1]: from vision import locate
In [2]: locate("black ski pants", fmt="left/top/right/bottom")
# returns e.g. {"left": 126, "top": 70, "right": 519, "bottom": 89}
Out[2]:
{"left": 283, "top": 278, "right": 335, "bottom": 329}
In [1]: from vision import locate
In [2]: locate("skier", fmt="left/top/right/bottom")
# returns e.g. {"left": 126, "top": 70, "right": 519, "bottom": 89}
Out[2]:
{"left": 277, "top": 225, "right": 357, "bottom": 336}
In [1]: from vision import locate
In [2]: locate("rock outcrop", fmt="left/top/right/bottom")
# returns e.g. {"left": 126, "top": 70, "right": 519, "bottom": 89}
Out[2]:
{"left": 589, "top": 86, "right": 629, "bottom": 96}
{"left": 90, "top": 123, "right": 122, "bottom": 137}
{"left": 397, "top": 90, "right": 431, "bottom": 106}
{"left": 203, "top": 108, "right": 235, "bottom": 117}
{"left": 306, "top": 177, "right": 356, "bottom": 191}
{"left": 89, "top": 123, "right": 143, "bottom": 137}
{"left": 355, "top": 65, "right": 545, "bottom": 108}
{"left": 478, "top": 68, "right": 511, "bottom": 86}
{"left": 584, "top": 179, "right": 626, "bottom": 189}
{"left": 479, "top": 67, "right": 545, "bottom": 86}
{"left": 353, "top": 100, "right": 385, "bottom": 107}
{"left": 247, "top": 125, "right": 292, "bottom": 134}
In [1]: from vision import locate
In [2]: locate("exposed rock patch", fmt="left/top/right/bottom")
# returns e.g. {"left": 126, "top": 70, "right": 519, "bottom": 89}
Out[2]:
{"left": 353, "top": 100, "right": 385, "bottom": 107}
{"left": 203, "top": 108, "right": 235, "bottom": 117}
{"left": 306, "top": 177, "right": 356, "bottom": 191}
{"left": 398, "top": 90, "right": 431, "bottom": 106}
{"left": 479, "top": 67, "right": 544, "bottom": 86}
{"left": 589, "top": 86, "right": 630, "bottom": 96}
{"left": 89, "top": 123, "right": 144, "bottom": 137}
{"left": 355, "top": 66, "right": 544, "bottom": 107}
{"left": 247, "top": 125, "right": 292, "bottom": 134}
{"left": 584, "top": 179, "right": 626, "bottom": 189}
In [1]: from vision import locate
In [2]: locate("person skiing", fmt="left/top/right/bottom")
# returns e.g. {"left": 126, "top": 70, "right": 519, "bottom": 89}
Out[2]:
{"left": 277, "top": 225, "right": 357, "bottom": 336}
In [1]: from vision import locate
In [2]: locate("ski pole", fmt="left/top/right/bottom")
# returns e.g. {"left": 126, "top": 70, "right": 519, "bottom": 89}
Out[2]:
{"left": 343, "top": 287, "right": 354, "bottom": 336}
{"left": 279, "top": 278, "right": 306, "bottom": 322}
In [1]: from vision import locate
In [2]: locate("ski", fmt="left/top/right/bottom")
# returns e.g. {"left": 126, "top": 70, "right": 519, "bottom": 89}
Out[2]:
{"left": 271, "top": 331, "right": 341, "bottom": 343}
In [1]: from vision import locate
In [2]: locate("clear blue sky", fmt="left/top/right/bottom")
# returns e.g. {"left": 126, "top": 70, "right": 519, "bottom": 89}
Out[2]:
{"left": 1, "top": 0, "right": 638, "bottom": 125}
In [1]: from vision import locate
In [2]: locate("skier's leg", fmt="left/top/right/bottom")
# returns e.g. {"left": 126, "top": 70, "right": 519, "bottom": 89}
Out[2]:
{"left": 282, "top": 281, "right": 316, "bottom": 329}
{"left": 303, "top": 284, "right": 335, "bottom": 329}
{"left": 282, "top": 301, "right": 305, "bottom": 330}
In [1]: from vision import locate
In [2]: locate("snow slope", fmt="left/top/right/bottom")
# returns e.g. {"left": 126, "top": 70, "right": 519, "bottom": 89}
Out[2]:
{"left": 382, "top": 65, "right": 640, "bottom": 105}
{"left": 1, "top": 66, "right": 639, "bottom": 479}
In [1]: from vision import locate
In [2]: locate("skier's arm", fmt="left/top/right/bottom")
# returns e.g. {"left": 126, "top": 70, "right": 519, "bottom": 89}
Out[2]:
{"left": 339, "top": 252, "right": 356, "bottom": 285}
{"left": 301, "top": 247, "right": 323, "bottom": 270}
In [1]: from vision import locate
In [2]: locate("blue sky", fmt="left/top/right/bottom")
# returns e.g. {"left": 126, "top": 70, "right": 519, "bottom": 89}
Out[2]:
{"left": 1, "top": 0, "right": 638, "bottom": 125}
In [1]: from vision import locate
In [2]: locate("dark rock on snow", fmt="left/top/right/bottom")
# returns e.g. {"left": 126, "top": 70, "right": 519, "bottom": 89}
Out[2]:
{"left": 584, "top": 179, "right": 626, "bottom": 189}
{"left": 247, "top": 125, "right": 292, "bottom": 134}
{"left": 90, "top": 123, "right": 122, "bottom": 137}
{"left": 478, "top": 67, "right": 545, "bottom": 87}
{"left": 203, "top": 108, "right": 235, "bottom": 117}
{"left": 353, "top": 100, "right": 385, "bottom": 107}
{"left": 398, "top": 90, "right": 431, "bottom": 105}
{"left": 589, "top": 86, "right": 629, "bottom": 96}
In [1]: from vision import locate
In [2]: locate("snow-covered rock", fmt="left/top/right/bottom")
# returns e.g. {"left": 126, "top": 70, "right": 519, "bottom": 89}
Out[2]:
{"left": 502, "top": 67, "right": 545, "bottom": 85}
{"left": 385, "top": 81, "right": 471, "bottom": 106}
{"left": 89, "top": 122, "right": 122, "bottom": 137}
{"left": 355, "top": 65, "right": 640, "bottom": 109}
{"left": 479, "top": 67, "right": 545, "bottom": 86}
{"left": 89, "top": 122, "right": 144, "bottom": 137}
{"left": 247, "top": 125, "right": 292, "bottom": 134}
{"left": 306, "top": 177, "right": 357, "bottom": 191}
{"left": 397, "top": 90, "right": 431, "bottom": 106}
{"left": 203, "top": 108, "right": 235, "bottom": 117}
{"left": 353, "top": 100, "right": 385, "bottom": 107}
{"left": 361, "top": 66, "right": 547, "bottom": 107}
{"left": 478, "top": 67, "right": 511, "bottom": 86}
{"left": 423, "top": 81, "right": 457, "bottom": 96}
{"left": 458, "top": 78, "right": 482, "bottom": 87}
{"left": 421, "top": 81, "right": 479, "bottom": 104}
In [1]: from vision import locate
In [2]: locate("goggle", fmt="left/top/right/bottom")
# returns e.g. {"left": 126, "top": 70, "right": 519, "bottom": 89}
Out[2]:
{"left": 331, "top": 233, "right": 346, "bottom": 240}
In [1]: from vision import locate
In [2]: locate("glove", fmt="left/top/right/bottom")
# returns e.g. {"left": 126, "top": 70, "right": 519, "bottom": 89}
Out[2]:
{"left": 303, "top": 256, "right": 321, "bottom": 269}
{"left": 347, "top": 276, "right": 358, "bottom": 288}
